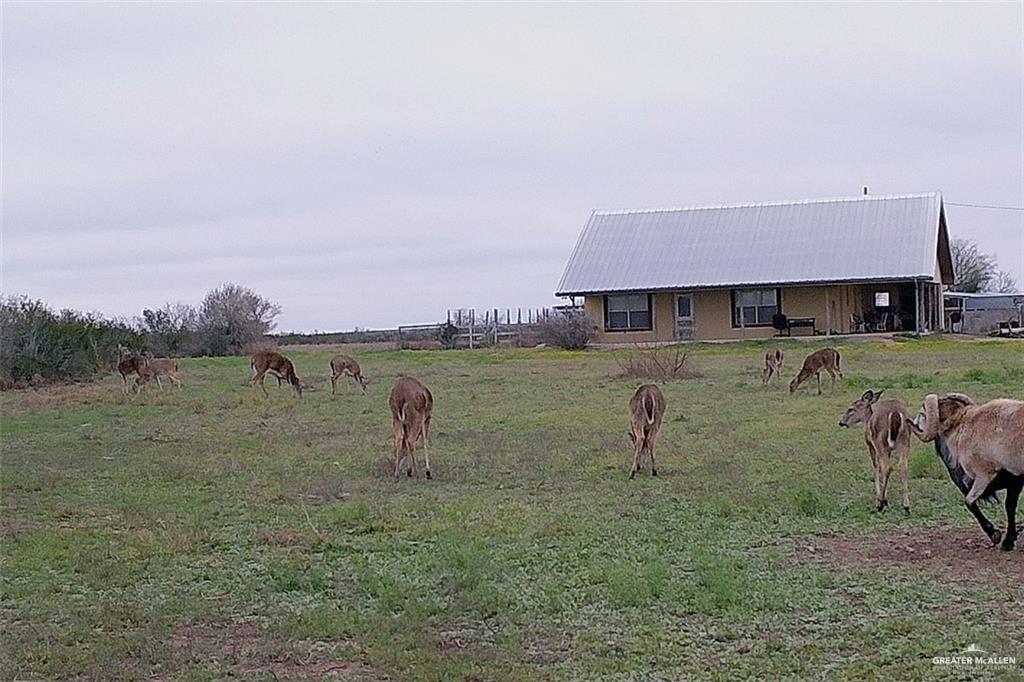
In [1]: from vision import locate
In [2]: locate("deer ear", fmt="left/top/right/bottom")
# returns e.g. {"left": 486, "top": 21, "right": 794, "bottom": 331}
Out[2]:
{"left": 872, "top": 390, "right": 883, "bottom": 402}
{"left": 860, "top": 390, "right": 874, "bottom": 402}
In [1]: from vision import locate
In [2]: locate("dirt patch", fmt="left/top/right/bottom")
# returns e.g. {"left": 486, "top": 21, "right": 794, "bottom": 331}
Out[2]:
{"left": 796, "top": 523, "right": 1024, "bottom": 590}
{"left": 168, "top": 621, "right": 390, "bottom": 679}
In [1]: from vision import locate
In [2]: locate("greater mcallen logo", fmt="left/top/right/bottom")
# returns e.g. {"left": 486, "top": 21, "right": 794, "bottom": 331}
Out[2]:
{"left": 932, "top": 644, "right": 1018, "bottom": 667}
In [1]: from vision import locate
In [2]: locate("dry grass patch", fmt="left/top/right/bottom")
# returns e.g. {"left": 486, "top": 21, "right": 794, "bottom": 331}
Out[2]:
{"left": 617, "top": 344, "right": 702, "bottom": 382}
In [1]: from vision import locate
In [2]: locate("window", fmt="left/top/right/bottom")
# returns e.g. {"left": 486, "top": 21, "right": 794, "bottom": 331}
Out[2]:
{"left": 677, "top": 295, "right": 692, "bottom": 319}
{"left": 874, "top": 292, "right": 890, "bottom": 307}
{"left": 731, "top": 288, "right": 779, "bottom": 327}
{"left": 605, "top": 294, "right": 652, "bottom": 331}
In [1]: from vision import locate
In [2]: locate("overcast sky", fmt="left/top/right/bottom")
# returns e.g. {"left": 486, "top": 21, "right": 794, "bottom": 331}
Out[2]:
{"left": 3, "top": 2, "right": 1022, "bottom": 331}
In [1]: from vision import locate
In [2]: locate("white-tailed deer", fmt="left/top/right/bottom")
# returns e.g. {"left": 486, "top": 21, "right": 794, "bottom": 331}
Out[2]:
{"left": 838, "top": 390, "right": 912, "bottom": 514}
{"left": 117, "top": 354, "right": 147, "bottom": 394}
{"left": 388, "top": 377, "right": 433, "bottom": 479}
{"left": 762, "top": 347, "right": 784, "bottom": 384}
{"left": 250, "top": 351, "right": 302, "bottom": 398}
{"left": 134, "top": 358, "right": 182, "bottom": 392}
{"left": 911, "top": 393, "right": 1024, "bottom": 551}
{"left": 330, "top": 355, "right": 368, "bottom": 395}
{"left": 789, "top": 348, "right": 842, "bottom": 395}
{"left": 628, "top": 384, "right": 666, "bottom": 479}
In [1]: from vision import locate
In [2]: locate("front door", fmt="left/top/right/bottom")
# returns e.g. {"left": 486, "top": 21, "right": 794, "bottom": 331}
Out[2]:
{"left": 675, "top": 294, "right": 694, "bottom": 340}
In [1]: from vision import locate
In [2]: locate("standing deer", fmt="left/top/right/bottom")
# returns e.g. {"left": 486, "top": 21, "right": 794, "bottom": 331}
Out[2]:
{"left": 117, "top": 354, "right": 147, "bottom": 395}
{"left": 330, "top": 354, "right": 369, "bottom": 395}
{"left": 134, "top": 358, "right": 182, "bottom": 392}
{"left": 250, "top": 351, "right": 302, "bottom": 398}
{"left": 789, "top": 348, "right": 842, "bottom": 395}
{"left": 628, "top": 384, "right": 666, "bottom": 479}
{"left": 838, "top": 390, "right": 912, "bottom": 514}
{"left": 762, "top": 347, "right": 784, "bottom": 384}
{"left": 388, "top": 377, "right": 433, "bottom": 479}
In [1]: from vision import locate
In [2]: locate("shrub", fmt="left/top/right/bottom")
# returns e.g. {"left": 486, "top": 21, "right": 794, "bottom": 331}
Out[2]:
{"left": 617, "top": 344, "right": 702, "bottom": 381}
{"left": 0, "top": 296, "right": 144, "bottom": 385}
{"left": 535, "top": 310, "right": 596, "bottom": 350}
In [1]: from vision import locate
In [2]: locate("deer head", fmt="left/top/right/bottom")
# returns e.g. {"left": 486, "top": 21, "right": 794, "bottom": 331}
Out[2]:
{"left": 839, "top": 390, "right": 882, "bottom": 428}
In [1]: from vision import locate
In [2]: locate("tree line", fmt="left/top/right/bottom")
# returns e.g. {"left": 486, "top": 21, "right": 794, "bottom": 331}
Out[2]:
{"left": 1, "top": 283, "right": 280, "bottom": 386}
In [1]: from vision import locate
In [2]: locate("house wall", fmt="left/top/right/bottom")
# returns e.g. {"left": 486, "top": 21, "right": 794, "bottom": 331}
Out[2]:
{"left": 586, "top": 283, "right": 905, "bottom": 343}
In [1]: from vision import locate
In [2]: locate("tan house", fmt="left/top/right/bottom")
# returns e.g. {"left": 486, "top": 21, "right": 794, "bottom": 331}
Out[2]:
{"left": 556, "top": 192, "right": 954, "bottom": 343}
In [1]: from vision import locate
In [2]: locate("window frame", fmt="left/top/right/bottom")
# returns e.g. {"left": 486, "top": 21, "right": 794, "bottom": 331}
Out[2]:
{"left": 730, "top": 288, "right": 782, "bottom": 328}
{"left": 603, "top": 293, "right": 653, "bottom": 332}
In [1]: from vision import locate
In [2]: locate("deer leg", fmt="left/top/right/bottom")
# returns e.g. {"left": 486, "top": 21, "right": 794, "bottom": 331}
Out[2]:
{"left": 331, "top": 374, "right": 338, "bottom": 396}
{"left": 421, "top": 416, "right": 431, "bottom": 479}
{"left": 646, "top": 428, "right": 660, "bottom": 476}
{"left": 407, "top": 441, "right": 418, "bottom": 478}
{"left": 1001, "top": 478, "right": 1022, "bottom": 551}
{"left": 876, "top": 450, "right": 892, "bottom": 512}
{"left": 156, "top": 375, "right": 164, "bottom": 390}
{"left": 392, "top": 420, "right": 405, "bottom": 479}
{"left": 629, "top": 434, "right": 643, "bottom": 479}
{"left": 251, "top": 371, "right": 269, "bottom": 398}
{"left": 898, "top": 438, "right": 910, "bottom": 515}
{"left": 816, "top": 372, "right": 822, "bottom": 395}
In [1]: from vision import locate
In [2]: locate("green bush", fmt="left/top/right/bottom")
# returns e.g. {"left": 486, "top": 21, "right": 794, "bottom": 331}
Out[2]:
{"left": 0, "top": 296, "right": 144, "bottom": 385}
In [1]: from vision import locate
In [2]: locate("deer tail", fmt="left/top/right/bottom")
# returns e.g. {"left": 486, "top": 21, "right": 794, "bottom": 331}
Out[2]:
{"left": 888, "top": 411, "right": 902, "bottom": 447}
{"left": 644, "top": 394, "right": 656, "bottom": 425}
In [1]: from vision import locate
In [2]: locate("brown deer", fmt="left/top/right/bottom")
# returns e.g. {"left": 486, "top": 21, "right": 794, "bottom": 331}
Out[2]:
{"left": 330, "top": 354, "right": 368, "bottom": 395}
{"left": 628, "top": 384, "right": 666, "bottom": 479}
{"left": 134, "top": 358, "right": 182, "bottom": 392}
{"left": 838, "top": 390, "right": 912, "bottom": 514}
{"left": 117, "top": 354, "right": 147, "bottom": 394}
{"left": 250, "top": 351, "right": 302, "bottom": 398}
{"left": 388, "top": 377, "right": 433, "bottom": 479}
{"left": 789, "top": 348, "right": 842, "bottom": 395}
{"left": 762, "top": 347, "right": 784, "bottom": 384}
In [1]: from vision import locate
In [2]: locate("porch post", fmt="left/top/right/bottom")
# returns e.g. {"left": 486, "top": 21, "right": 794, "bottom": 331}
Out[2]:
{"left": 824, "top": 288, "right": 831, "bottom": 336}
{"left": 914, "top": 280, "right": 921, "bottom": 334}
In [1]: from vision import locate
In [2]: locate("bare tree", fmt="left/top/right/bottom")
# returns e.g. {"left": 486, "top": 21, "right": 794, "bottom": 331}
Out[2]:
{"left": 990, "top": 270, "right": 1019, "bottom": 294}
{"left": 949, "top": 238, "right": 997, "bottom": 293}
{"left": 198, "top": 284, "right": 282, "bottom": 356}
{"left": 139, "top": 302, "right": 199, "bottom": 356}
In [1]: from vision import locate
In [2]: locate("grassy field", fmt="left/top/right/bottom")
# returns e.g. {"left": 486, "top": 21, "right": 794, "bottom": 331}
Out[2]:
{"left": 2, "top": 338, "right": 1022, "bottom": 681}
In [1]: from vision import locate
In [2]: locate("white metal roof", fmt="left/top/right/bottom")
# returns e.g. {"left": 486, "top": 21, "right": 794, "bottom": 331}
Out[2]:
{"left": 556, "top": 192, "right": 950, "bottom": 295}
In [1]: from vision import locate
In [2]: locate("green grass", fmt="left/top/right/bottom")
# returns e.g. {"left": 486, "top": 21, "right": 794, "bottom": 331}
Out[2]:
{"left": 2, "top": 339, "right": 1023, "bottom": 680}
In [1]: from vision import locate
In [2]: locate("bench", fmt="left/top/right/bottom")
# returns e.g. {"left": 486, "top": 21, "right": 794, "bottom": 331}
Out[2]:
{"left": 772, "top": 314, "right": 816, "bottom": 336}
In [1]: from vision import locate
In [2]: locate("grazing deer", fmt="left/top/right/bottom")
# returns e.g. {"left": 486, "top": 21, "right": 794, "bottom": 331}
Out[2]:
{"left": 134, "top": 358, "right": 182, "bottom": 392}
{"left": 330, "top": 354, "right": 369, "bottom": 395}
{"left": 250, "top": 351, "right": 302, "bottom": 398}
{"left": 838, "top": 390, "right": 912, "bottom": 514}
{"left": 388, "top": 377, "right": 433, "bottom": 479}
{"left": 762, "top": 347, "right": 784, "bottom": 384}
{"left": 117, "top": 354, "right": 147, "bottom": 394}
{"left": 628, "top": 384, "right": 666, "bottom": 479}
{"left": 789, "top": 348, "right": 842, "bottom": 395}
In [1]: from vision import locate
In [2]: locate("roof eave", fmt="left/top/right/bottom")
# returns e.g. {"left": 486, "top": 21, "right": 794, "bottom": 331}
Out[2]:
{"left": 557, "top": 275, "right": 939, "bottom": 297}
